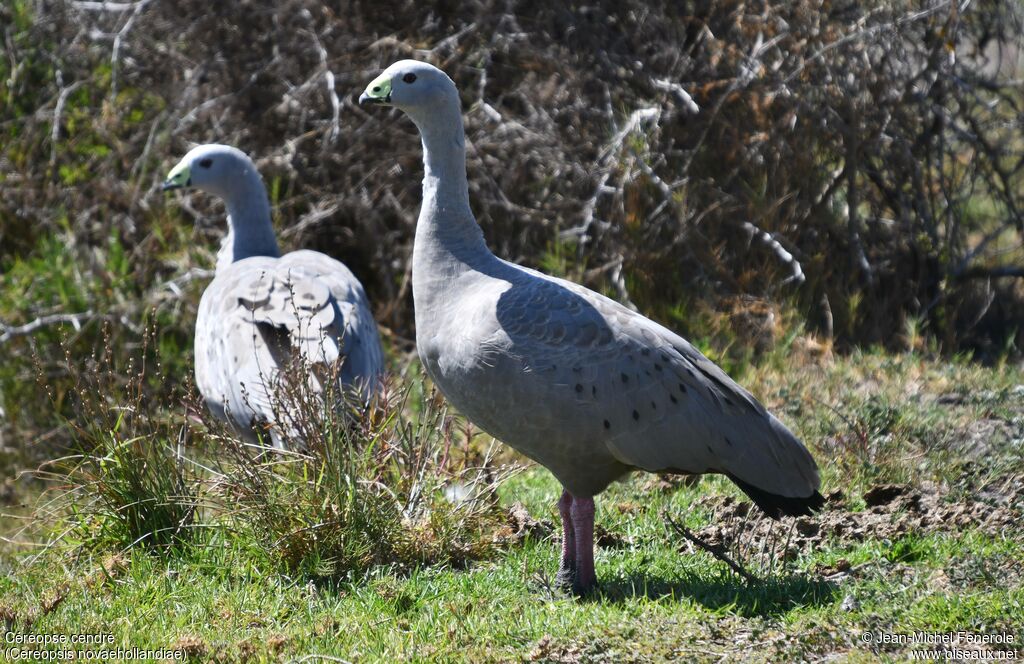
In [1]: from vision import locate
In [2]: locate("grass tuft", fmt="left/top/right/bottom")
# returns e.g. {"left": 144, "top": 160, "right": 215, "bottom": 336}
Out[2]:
{"left": 35, "top": 322, "right": 199, "bottom": 552}
{"left": 207, "top": 363, "right": 508, "bottom": 581}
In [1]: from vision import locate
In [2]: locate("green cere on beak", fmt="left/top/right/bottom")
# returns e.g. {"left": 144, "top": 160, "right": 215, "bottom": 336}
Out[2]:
{"left": 162, "top": 162, "right": 191, "bottom": 191}
{"left": 359, "top": 73, "right": 392, "bottom": 105}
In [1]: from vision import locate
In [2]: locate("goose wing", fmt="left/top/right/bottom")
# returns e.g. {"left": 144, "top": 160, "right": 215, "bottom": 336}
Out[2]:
{"left": 493, "top": 267, "right": 820, "bottom": 501}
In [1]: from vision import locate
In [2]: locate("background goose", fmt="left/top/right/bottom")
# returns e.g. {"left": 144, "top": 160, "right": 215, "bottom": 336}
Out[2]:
{"left": 163, "top": 144, "right": 383, "bottom": 448}
{"left": 360, "top": 61, "right": 824, "bottom": 595}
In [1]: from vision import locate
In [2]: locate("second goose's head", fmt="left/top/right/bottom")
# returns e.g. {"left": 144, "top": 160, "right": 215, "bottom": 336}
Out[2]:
{"left": 163, "top": 144, "right": 260, "bottom": 199}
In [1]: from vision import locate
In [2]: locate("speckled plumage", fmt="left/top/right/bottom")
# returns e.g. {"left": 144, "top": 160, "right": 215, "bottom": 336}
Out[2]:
{"left": 196, "top": 250, "right": 382, "bottom": 446}
{"left": 363, "top": 61, "right": 822, "bottom": 593}
{"left": 166, "top": 145, "right": 383, "bottom": 447}
{"left": 417, "top": 255, "right": 819, "bottom": 498}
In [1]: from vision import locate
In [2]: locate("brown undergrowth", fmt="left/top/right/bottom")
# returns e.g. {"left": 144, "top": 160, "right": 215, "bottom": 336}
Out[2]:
{"left": 687, "top": 476, "right": 1023, "bottom": 575}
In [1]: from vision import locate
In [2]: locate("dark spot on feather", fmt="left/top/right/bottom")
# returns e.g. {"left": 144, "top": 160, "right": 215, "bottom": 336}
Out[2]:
{"left": 572, "top": 366, "right": 581, "bottom": 373}
{"left": 603, "top": 419, "right": 611, "bottom": 429}
{"left": 724, "top": 398, "right": 734, "bottom": 406}
{"left": 706, "top": 445, "right": 714, "bottom": 454}
{"left": 670, "top": 394, "right": 678, "bottom": 404}
{"left": 621, "top": 373, "right": 629, "bottom": 383}
{"left": 660, "top": 352, "right": 670, "bottom": 362}
{"left": 644, "top": 370, "right": 651, "bottom": 377}
{"left": 632, "top": 409, "right": 640, "bottom": 421}
{"left": 725, "top": 437, "right": 734, "bottom": 447}
{"left": 641, "top": 349, "right": 650, "bottom": 356}
{"left": 575, "top": 383, "right": 583, "bottom": 393}
{"left": 678, "top": 383, "right": 687, "bottom": 393}
{"left": 651, "top": 401, "right": 656, "bottom": 409}
{"left": 686, "top": 368, "right": 695, "bottom": 377}
{"left": 654, "top": 363, "right": 662, "bottom": 371}
{"left": 592, "top": 386, "right": 597, "bottom": 397}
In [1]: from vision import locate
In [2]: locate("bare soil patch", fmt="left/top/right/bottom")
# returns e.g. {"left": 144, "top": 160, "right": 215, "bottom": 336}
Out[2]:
{"left": 689, "top": 476, "right": 1023, "bottom": 560}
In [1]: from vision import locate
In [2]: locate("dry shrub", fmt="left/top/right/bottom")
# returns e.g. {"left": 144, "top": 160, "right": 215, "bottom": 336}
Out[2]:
{"left": 2, "top": 0, "right": 1023, "bottom": 450}
{"left": 36, "top": 322, "right": 199, "bottom": 551}
{"left": 207, "top": 367, "right": 508, "bottom": 580}
{"left": 32, "top": 323, "right": 507, "bottom": 574}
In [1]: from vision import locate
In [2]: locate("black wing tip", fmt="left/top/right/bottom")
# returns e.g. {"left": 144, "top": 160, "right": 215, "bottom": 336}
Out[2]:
{"left": 726, "top": 473, "right": 826, "bottom": 519}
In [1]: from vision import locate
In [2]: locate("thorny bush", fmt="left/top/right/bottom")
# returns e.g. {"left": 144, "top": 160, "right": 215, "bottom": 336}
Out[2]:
{"left": 1, "top": 0, "right": 1023, "bottom": 451}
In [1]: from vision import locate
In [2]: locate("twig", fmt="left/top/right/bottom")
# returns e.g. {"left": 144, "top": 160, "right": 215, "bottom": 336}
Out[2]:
{"left": 417, "top": 22, "right": 478, "bottom": 58}
{"left": 71, "top": 1, "right": 145, "bottom": 10}
{"left": 50, "top": 75, "right": 84, "bottom": 172}
{"left": 652, "top": 78, "right": 700, "bottom": 114}
{"left": 279, "top": 201, "right": 341, "bottom": 240}
{"left": 741, "top": 221, "right": 805, "bottom": 286}
{"left": 309, "top": 31, "right": 340, "bottom": 145}
{"left": 609, "top": 256, "right": 638, "bottom": 312}
{"left": 950, "top": 222, "right": 1019, "bottom": 277}
{"left": 324, "top": 70, "right": 340, "bottom": 144}
{"left": 159, "top": 268, "right": 214, "bottom": 298}
{"left": 109, "top": 0, "right": 154, "bottom": 98}
{"left": 559, "top": 170, "right": 611, "bottom": 242}
{"left": 952, "top": 265, "right": 1024, "bottom": 280}
{"left": 598, "top": 107, "right": 660, "bottom": 163}
{"left": 774, "top": 519, "right": 797, "bottom": 577}
{"left": 783, "top": 3, "right": 950, "bottom": 85}
{"left": 0, "top": 311, "right": 96, "bottom": 344}
{"left": 664, "top": 511, "right": 757, "bottom": 584}
{"left": 678, "top": 27, "right": 781, "bottom": 178}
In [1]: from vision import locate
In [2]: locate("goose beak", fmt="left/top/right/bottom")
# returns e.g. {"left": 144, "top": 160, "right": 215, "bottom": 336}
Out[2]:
{"left": 359, "top": 73, "right": 392, "bottom": 105}
{"left": 162, "top": 162, "right": 191, "bottom": 191}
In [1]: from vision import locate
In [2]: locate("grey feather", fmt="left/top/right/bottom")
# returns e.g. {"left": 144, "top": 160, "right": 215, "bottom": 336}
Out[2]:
{"left": 166, "top": 145, "right": 384, "bottom": 447}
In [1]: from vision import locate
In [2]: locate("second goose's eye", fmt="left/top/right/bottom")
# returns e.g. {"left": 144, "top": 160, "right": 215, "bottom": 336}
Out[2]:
{"left": 198, "top": 158, "right": 213, "bottom": 169}
{"left": 402, "top": 73, "right": 417, "bottom": 84}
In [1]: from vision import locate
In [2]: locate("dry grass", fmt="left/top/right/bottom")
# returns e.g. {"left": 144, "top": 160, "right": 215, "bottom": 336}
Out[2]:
{"left": 204, "top": 366, "right": 511, "bottom": 580}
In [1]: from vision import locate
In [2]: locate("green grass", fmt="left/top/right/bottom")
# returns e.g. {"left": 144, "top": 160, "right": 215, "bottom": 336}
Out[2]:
{"left": 1, "top": 470, "right": 1021, "bottom": 662}
{"left": 0, "top": 351, "right": 1021, "bottom": 662}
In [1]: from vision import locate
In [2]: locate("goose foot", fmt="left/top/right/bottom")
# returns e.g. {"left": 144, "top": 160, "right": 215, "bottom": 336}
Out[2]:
{"left": 556, "top": 490, "right": 577, "bottom": 590}
{"left": 570, "top": 494, "right": 597, "bottom": 596}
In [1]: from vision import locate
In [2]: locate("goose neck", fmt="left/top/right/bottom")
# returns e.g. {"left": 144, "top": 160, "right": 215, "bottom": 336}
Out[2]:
{"left": 216, "top": 175, "right": 281, "bottom": 271}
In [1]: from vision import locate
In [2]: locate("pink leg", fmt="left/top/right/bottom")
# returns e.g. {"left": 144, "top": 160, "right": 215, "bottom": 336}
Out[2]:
{"left": 555, "top": 490, "right": 576, "bottom": 589}
{"left": 570, "top": 495, "right": 597, "bottom": 594}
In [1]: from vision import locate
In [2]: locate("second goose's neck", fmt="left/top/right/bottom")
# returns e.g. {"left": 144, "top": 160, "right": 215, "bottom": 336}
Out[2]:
{"left": 216, "top": 173, "right": 281, "bottom": 272}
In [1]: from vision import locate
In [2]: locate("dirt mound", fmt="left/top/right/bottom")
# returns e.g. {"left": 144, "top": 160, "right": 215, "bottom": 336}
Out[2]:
{"left": 690, "top": 477, "right": 1023, "bottom": 558}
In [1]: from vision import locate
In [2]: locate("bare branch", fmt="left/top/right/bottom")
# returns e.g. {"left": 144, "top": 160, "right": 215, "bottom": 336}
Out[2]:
{"left": 952, "top": 265, "right": 1024, "bottom": 281}
{"left": 665, "top": 511, "right": 758, "bottom": 584}
{"left": 109, "top": 0, "right": 154, "bottom": 98}
{"left": 742, "top": 221, "right": 805, "bottom": 286}
{"left": 0, "top": 311, "right": 96, "bottom": 344}
{"left": 50, "top": 76, "right": 85, "bottom": 172}
{"left": 652, "top": 78, "right": 700, "bottom": 115}
{"left": 71, "top": 1, "right": 145, "bottom": 11}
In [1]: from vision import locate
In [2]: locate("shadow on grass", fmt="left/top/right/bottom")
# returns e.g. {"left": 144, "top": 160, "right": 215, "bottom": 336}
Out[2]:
{"left": 592, "top": 571, "right": 839, "bottom": 616}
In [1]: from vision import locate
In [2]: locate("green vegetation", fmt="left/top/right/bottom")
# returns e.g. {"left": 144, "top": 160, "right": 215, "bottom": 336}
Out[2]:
{"left": 1, "top": 352, "right": 1021, "bottom": 662}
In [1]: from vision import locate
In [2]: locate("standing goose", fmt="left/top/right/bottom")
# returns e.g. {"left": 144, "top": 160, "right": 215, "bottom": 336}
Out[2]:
{"left": 163, "top": 144, "right": 384, "bottom": 448}
{"left": 360, "top": 62, "right": 824, "bottom": 594}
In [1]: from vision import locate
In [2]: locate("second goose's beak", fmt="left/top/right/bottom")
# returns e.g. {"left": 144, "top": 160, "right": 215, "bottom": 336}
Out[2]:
{"left": 162, "top": 162, "right": 191, "bottom": 191}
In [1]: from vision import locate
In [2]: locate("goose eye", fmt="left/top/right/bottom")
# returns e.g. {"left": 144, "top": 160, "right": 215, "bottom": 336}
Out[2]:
{"left": 402, "top": 73, "right": 417, "bottom": 84}
{"left": 198, "top": 158, "right": 213, "bottom": 169}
